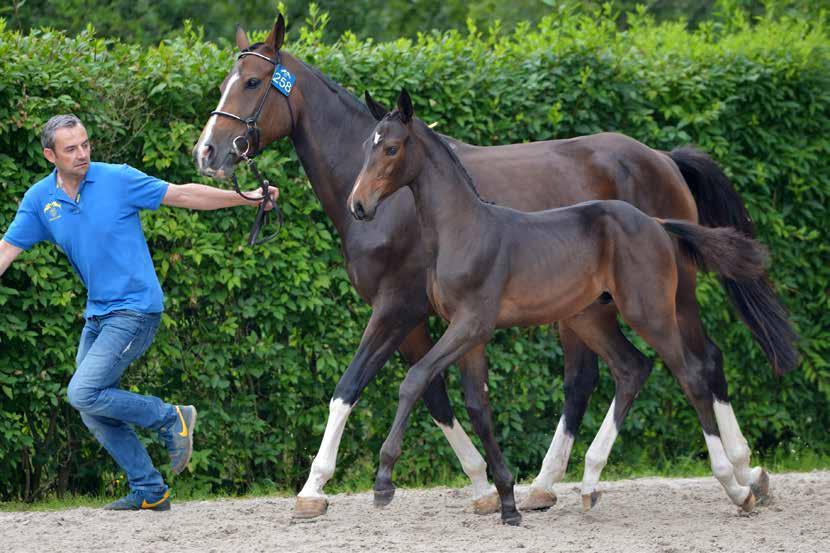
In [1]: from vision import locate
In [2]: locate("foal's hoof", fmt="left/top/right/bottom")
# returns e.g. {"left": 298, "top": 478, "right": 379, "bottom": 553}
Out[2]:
{"left": 472, "top": 490, "right": 501, "bottom": 515}
{"left": 374, "top": 487, "right": 396, "bottom": 508}
{"left": 518, "top": 487, "right": 558, "bottom": 512}
{"left": 502, "top": 511, "right": 523, "bottom": 526}
{"left": 741, "top": 490, "right": 756, "bottom": 513}
{"left": 293, "top": 496, "right": 329, "bottom": 519}
{"left": 750, "top": 469, "right": 771, "bottom": 505}
{"left": 581, "top": 490, "right": 602, "bottom": 512}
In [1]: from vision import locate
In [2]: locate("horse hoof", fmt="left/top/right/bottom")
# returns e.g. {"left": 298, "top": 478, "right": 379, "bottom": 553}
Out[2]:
{"left": 750, "top": 469, "right": 771, "bottom": 505}
{"left": 741, "top": 490, "right": 756, "bottom": 513}
{"left": 472, "top": 490, "right": 501, "bottom": 515}
{"left": 581, "top": 490, "right": 601, "bottom": 512}
{"left": 293, "top": 496, "right": 329, "bottom": 519}
{"left": 518, "top": 487, "right": 557, "bottom": 512}
{"left": 502, "top": 512, "right": 523, "bottom": 526}
{"left": 374, "top": 488, "right": 395, "bottom": 508}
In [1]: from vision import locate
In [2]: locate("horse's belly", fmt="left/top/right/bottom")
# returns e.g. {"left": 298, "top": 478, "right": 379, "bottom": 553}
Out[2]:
{"left": 495, "top": 281, "right": 600, "bottom": 328}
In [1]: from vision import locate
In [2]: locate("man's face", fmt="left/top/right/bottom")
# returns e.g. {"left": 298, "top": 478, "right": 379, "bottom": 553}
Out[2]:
{"left": 43, "top": 125, "right": 91, "bottom": 180}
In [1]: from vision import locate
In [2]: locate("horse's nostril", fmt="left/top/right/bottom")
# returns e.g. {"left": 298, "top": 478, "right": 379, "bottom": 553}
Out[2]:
{"left": 355, "top": 202, "right": 366, "bottom": 219}
{"left": 202, "top": 144, "right": 215, "bottom": 162}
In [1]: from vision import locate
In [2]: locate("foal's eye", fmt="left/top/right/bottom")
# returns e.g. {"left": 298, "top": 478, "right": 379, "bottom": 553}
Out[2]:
{"left": 246, "top": 78, "right": 261, "bottom": 89}
{"left": 385, "top": 146, "right": 398, "bottom": 156}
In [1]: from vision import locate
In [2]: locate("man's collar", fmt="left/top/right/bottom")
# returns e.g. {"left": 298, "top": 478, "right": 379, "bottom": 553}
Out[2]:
{"left": 48, "top": 163, "right": 96, "bottom": 196}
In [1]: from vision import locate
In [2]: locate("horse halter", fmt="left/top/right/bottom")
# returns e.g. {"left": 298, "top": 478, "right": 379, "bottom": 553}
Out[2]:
{"left": 210, "top": 50, "right": 295, "bottom": 159}
{"left": 209, "top": 49, "right": 295, "bottom": 245}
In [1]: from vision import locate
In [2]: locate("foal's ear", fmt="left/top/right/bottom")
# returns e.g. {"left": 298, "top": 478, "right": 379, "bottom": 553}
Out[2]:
{"left": 397, "top": 88, "right": 414, "bottom": 124}
{"left": 266, "top": 14, "right": 286, "bottom": 51}
{"left": 365, "top": 91, "right": 389, "bottom": 121}
{"left": 235, "top": 24, "right": 250, "bottom": 50}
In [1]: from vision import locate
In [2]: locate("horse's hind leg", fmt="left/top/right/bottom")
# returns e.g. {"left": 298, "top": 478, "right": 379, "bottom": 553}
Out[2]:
{"left": 459, "top": 344, "right": 522, "bottom": 525}
{"left": 520, "top": 309, "right": 605, "bottom": 512}
{"left": 619, "top": 286, "right": 755, "bottom": 511}
{"left": 561, "top": 311, "right": 653, "bottom": 511}
{"left": 674, "top": 265, "right": 769, "bottom": 502}
{"left": 399, "top": 322, "right": 498, "bottom": 513}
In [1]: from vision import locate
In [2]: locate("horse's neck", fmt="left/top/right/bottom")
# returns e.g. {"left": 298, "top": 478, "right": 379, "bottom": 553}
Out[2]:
{"left": 290, "top": 62, "right": 376, "bottom": 239}
{"left": 409, "top": 127, "right": 489, "bottom": 252}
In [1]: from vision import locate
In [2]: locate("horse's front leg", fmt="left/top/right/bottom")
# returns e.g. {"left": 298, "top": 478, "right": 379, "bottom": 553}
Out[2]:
{"left": 398, "top": 322, "right": 499, "bottom": 514}
{"left": 294, "top": 300, "right": 425, "bottom": 519}
{"left": 373, "top": 314, "right": 492, "bottom": 508}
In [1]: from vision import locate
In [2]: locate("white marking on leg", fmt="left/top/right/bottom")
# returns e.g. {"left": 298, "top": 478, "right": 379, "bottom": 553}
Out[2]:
{"left": 530, "top": 415, "right": 575, "bottom": 493}
{"left": 581, "top": 399, "right": 618, "bottom": 497}
{"left": 704, "top": 432, "right": 752, "bottom": 505}
{"left": 713, "top": 400, "right": 760, "bottom": 486}
{"left": 434, "top": 418, "right": 493, "bottom": 500}
{"left": 298, "top": 398, "right": 353, "bottom": 499}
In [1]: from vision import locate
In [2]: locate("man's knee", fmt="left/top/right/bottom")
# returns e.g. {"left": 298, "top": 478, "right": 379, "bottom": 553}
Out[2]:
{"left": 66, "top": 378, "right": 99, "bottom": 411}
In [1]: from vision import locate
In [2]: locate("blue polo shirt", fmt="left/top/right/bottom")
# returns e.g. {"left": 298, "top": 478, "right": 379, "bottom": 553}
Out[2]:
{"left": 3, "top": 162, "right": 169, "bottom": 318}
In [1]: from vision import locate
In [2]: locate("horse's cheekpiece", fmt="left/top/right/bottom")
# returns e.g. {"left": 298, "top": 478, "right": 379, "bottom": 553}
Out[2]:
{"left": 271, "top": 65, "right": 295, "bottom": 97}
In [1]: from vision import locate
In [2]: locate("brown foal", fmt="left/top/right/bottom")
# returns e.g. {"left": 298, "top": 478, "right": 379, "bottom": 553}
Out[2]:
{"left": 349, "top": 90, "right": 771, "bottom": 525}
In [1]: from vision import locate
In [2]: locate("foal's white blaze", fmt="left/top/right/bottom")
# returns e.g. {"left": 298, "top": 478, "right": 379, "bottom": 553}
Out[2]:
{"left": 298, "top": 398, "right": 354, "bottom": 499}
{"left": 373, "top": 131, "right": 382, "bottom": 145}
{"left": 529, "top": 415, "right": 575, "bottom": 492}
{"left": 581, "top": 400, "right": 619, "bottom": 497}
{"left": 703, "top": 432, "right": 752, "bottom": 505}
{"left": 195, "top": 71, "right": 241, "bottom": 171}
{"left": 434, "top": 418, "right": 494, "bottom": 500}
{"left": 712, "top": 400, "right": 761, "bottom": 486}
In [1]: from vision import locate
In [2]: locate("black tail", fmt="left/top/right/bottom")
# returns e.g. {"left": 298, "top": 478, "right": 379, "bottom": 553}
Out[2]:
{"left": 670, "top": 147, "right": 798, "bottom": 375}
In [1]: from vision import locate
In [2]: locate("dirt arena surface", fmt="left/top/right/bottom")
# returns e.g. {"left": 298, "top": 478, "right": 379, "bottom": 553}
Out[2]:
{"left": 2, "top": 471, "right": 827, "bottom": 553}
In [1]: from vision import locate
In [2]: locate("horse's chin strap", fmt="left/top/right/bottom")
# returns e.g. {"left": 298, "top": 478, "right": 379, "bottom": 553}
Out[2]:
{"left": 210, "top": 48, "right": 295, "bottom": 246}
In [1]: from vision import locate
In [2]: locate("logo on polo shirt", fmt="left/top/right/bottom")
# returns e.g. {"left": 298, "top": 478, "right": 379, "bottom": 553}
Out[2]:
{"left": 43, "top": 201, "right": 62, "bottom": 221}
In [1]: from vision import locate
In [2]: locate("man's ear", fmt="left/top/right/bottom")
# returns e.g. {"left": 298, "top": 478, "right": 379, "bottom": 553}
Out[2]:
{"left": 43, "top": 148, "right": 56, "bottom": 164}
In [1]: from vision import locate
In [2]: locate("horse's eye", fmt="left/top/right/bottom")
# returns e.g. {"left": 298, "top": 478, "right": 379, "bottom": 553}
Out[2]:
{"left": 385, "top": 147, "right": 398, "bottom": 156}
{"left": 246, "top": 78, "right": 261, "bottom": 89}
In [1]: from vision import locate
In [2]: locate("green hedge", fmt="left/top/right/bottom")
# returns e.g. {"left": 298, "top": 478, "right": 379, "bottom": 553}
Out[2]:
{"left": 0, "top": 7, "right": 828, "bottom": 501}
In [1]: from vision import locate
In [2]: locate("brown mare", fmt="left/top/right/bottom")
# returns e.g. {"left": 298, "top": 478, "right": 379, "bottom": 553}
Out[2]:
{"left": 192, "top": 16, "right": 796, "bottom": 520}
{"left": 349, "top": 90, "right": 776, "bottom": 524}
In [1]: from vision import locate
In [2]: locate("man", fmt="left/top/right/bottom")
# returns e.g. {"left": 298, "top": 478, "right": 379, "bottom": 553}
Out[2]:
{"left": 0, "top": 114, "right": 278, "bottom": 511}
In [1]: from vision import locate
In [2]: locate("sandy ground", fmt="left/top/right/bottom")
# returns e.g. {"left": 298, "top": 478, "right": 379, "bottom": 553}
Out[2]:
{"left": 2, "top": 471, "right": 828, "bottom": 553}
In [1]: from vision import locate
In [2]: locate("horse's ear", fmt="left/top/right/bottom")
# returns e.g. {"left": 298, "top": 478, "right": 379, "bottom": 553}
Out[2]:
{"left": 365, "top": 91, "right": 389, "bottom": 121}
{"left": 397, "top": 88, "right": 414, "bottom": 124}
{"left": 235, "top": 24, "right": 250, "bottom": 50}
{"left": 266, "top": 14, "right": 286, "bottom": 51}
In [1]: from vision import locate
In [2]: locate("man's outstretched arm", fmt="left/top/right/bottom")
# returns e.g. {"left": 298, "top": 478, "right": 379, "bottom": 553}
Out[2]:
{"left": 0, "top": 239, "right": 23, "bottom": 278}
{"left": 161, "top": 183, "right": 279, "bottom": 211}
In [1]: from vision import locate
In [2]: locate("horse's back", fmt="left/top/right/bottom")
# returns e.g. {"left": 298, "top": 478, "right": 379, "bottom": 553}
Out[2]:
{"left": 452, "top": 132, "right": 698, "bottom": 222}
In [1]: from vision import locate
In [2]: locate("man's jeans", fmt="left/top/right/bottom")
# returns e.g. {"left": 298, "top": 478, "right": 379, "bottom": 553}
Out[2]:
{"left": 67, "top": 310, "right": 176, "bottom": 495}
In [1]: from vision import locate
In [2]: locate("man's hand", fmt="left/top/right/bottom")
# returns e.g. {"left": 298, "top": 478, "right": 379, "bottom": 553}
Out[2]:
{"left": 245, "top": 186, "right": 280, "bottom": 211}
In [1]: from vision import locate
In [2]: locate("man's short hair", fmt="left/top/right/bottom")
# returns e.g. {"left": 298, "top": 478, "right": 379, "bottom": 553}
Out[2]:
{"left": 41, "top": 114, "right": 84, "bottom": 150}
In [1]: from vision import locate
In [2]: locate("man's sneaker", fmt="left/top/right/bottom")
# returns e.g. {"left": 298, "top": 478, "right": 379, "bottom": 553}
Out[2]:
{"left": 103, "top": 489, "right": 171, "bottom": 511}
{"left": 161, "top": 405, "right": 198, "bottom": 474}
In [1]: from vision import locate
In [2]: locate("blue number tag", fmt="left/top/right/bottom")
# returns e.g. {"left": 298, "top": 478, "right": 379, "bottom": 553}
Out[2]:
{"left": 271, "top": 65, "right": 296, "bottom": 96}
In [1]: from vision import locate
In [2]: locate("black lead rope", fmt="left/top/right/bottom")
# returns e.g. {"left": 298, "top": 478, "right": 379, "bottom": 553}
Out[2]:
{"left": 230, "top": 154, "right": 284, "bottom": 246}
{"left": 212, "top": 48, "right": 295, "bottom": 246}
